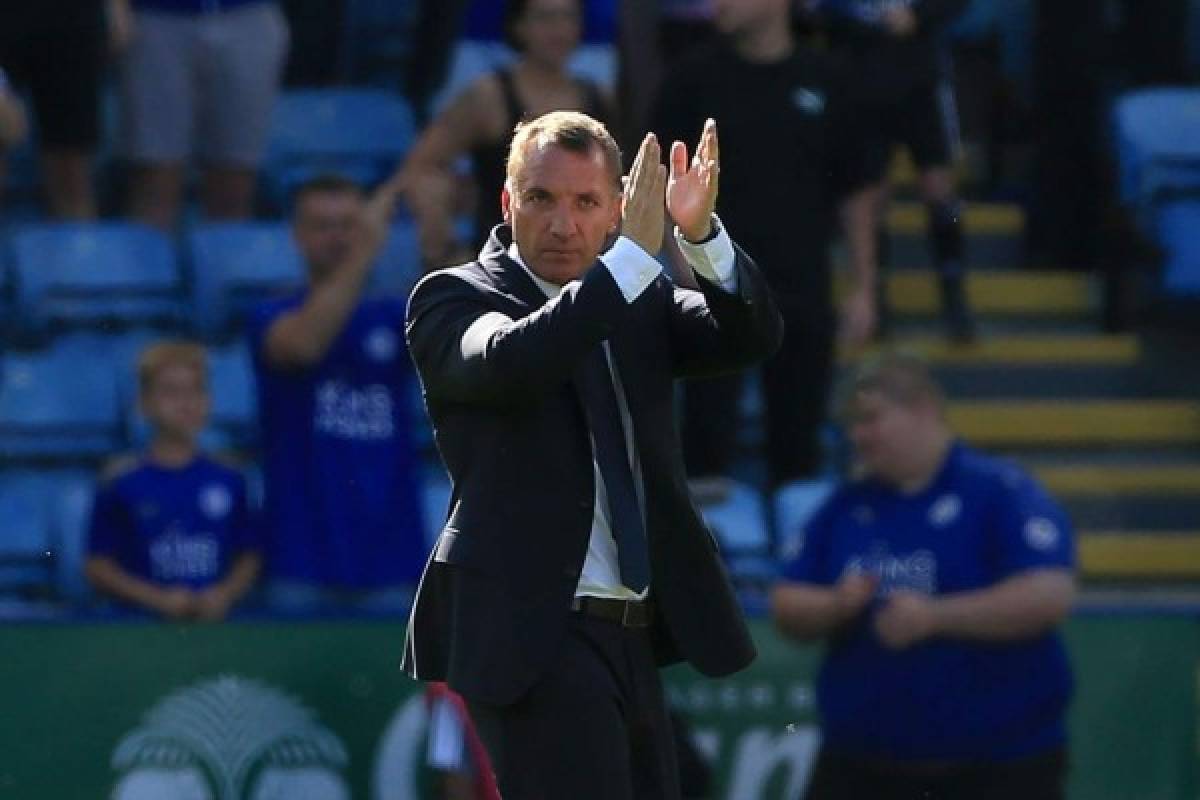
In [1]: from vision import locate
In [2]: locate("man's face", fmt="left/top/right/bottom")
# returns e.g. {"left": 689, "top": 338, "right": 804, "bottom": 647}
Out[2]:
{"left": 847, "top": 390, "right": 930, "bottom": 484}
{"left": 292, "top": 190, "right": 365, "bottom": 281}
{"left": 502, "top": 142, "right": 621, "bottom": 286}
{"left": 142, "top": 364, "right": 209, "bottom": 441}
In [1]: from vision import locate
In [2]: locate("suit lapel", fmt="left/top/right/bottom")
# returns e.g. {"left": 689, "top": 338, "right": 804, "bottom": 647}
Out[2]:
{"left": 477, "top": 225, "right": 551, "bottom": 313}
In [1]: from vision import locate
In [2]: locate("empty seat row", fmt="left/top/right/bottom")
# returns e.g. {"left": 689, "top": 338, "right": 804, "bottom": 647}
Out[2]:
{"left": 1, "top": 220, "right": 421, "bottom": 341}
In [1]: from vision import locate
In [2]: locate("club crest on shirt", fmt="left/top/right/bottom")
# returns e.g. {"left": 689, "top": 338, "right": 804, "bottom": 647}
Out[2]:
{"left": 1024, "top": 517, "right": 1060, "bottom": 551}
{"left": 928, "top": 494, "right": 962, "bottom": 528}
{"left": 852, "top": 505, "right": 875, "bottom": 526}
{"left": 791, "top": 87, "right": 826, "bottom": 115}
{"left": 199, "top": 484, "right": 232, "bottom": 520}
{"left": 364, "top": 327, "right": 399, "bottom": 363}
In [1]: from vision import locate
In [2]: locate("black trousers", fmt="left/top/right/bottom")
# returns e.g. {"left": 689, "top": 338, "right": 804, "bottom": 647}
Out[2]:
{"left": 805, "top": 747, "right": 1068, "bottom": 800}
{"left": 467, "top": 614, "right": 680, "bottom": 800}
{"left": 683, "top": 292, "right": 834, "bottom": 486}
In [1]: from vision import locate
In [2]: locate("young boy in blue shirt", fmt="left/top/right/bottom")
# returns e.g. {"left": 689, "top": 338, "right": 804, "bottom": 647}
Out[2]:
{"left": 771, "top": 350, "right": 1076, "bottom": 800}
{"left": 85, "top": 342, "right": 261, "bottom": 621}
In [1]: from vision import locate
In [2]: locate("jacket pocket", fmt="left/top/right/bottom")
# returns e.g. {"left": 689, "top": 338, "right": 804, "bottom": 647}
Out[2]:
{"left": 433, "top": 529, "right": 498, "bottom": 575}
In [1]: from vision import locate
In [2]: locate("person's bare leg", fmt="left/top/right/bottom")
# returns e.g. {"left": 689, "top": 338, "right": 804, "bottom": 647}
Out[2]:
{"left": 42, "top": 148, "right": 97, "bottom": 219}
{"left": 128, "top": 162, "right": 186, "bottom": 230}
{"left": 201, "top": 165, "right": 256, "bottom": 220}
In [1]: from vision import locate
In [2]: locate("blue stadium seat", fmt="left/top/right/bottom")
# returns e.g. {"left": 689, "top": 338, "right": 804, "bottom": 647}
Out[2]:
{"left": 3, "top": 133, "right": 42, "bottom": 221}
{"left": 698, "top": 480, "right": 769, "bottom": 554}
{"left": 369, "top": 220, "right": 422, "bottom": 296}
{"left": 187, "top": 222, "right": 305, "bottom": 337}
{"left": 0, "top": 340, "right": 122, "bottom": 460}
{"left": 10, "top": 223, "right": 183, "bottom": 338}
{"left": 45, "top": 471, "right": 96, "bottom": 603}
{"left": 1114, "top": 89, "right": 1200, "bottom": 210}
{"left": 1154, "top": 200, "right": 1200, "bottom": 296}
{"left": 207, "top": 341, "right": 258, "bottom": 450}
{"left": 263, "top": 90, "right": 417, "bottom": 207}
{"left": 421, "top": 470, "right": 451, "bottom": 551}
{"left": 0, "top": 472, "right": 54, "bottom": 592}
{"left": 773, "top": 479, "right": 836, "bottom": 563}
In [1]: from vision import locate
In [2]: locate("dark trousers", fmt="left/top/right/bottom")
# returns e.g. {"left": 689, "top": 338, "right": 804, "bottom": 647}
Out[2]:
{"left": 805, "top": 747, "right": 1068, "bottom": 800}
{"left": 467, "top": 614, "right": 680, "bottom": 800}
{"left": 684, "top": 292, "right": 834, "bottom": 486}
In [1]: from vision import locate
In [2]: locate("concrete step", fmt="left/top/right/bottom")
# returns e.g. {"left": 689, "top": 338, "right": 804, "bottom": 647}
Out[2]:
{"left": 886, "top": 201, "right": 1024, "bottom": 237}
{"left": 886, "top": 270, "right": 1093, "bottom": 316}
{"left": 948, "top": 400, "right": 1200, "bottom": 448}
{"left": 845, "top": 334, "right": 1139, "bottom": 366}
{"left": 1080, "top": 533, "right": 1200, "bottom": 580}
{"left": 932, "top": 364, "right": 1200, "bottom": 401}
{"left": 1036, "top": 464, "right": 1200, "bottom": 496}
{"left": 1064, "top": 496, "right": 1200, "bottom": 532}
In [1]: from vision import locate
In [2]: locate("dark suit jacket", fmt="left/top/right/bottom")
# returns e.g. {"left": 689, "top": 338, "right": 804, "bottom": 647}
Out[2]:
{"left": 402, "top": 225, "right": 784, "bottom": 706}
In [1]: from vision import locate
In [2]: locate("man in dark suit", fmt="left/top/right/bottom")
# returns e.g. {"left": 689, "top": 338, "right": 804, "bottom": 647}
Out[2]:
{"left": 403, "top": 109, "right": 783, "bottom": 799}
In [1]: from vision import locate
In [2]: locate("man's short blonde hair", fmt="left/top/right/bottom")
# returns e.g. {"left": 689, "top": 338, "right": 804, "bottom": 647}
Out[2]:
{"left": 835, "top": 349, "right": 945, "bottom": 421}
{"left": 138, "top": 341, "right": 208, "bottom": 396}
{"left": 505, "top": 110, "right": 623, "bottom": 193}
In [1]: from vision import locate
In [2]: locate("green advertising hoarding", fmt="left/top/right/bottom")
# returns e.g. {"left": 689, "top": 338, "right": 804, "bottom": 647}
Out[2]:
{"left": 0, "top": 616, "right": 1194, "bottom": 799}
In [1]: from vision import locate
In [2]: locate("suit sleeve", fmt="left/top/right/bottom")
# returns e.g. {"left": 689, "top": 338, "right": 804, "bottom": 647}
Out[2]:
{"left": 666, "top": 242, "right": 784, "bottom": 379}
{"left": 406, "top": 260, "right": 633, "bottom": 407}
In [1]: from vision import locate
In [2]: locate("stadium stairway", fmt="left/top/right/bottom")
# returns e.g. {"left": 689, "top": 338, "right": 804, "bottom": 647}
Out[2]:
{"left": 859, "top": 196, "right": 1200, "bottom": 587}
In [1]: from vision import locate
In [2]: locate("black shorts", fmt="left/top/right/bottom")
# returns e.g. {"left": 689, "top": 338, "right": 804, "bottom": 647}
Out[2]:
{"left": 0, "top": 20, "right": 103, "bottom": 150}
{"left": 854, "top": 78, "right": 961, "bottom": 183}
{"left": 805, "top": 747, "right": 1068, "bottom": 800}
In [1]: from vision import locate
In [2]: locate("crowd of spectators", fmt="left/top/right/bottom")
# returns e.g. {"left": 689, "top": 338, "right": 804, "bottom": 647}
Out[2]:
{"left": 0, "top": 0, "right": 1195, "bottom": 620}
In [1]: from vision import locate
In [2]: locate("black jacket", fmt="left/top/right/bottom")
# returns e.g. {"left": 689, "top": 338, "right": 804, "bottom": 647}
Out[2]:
{"left": 402, "top": 225, "right": 783, "bottom": 705}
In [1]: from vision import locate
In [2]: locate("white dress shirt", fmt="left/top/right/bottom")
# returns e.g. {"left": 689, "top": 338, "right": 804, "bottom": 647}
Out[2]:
{"left": 508, "top": 217, "right": 738, "bottom": 600}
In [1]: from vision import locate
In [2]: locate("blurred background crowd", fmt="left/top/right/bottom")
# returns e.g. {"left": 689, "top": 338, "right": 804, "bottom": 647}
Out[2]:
{"left": 4, "top": 0, "right": 1200, "bottom": 796}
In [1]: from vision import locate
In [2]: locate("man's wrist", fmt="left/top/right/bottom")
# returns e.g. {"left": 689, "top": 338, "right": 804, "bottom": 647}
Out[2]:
{"left": 926, "top": 596, "right": 953, "bottom": 637}
{"left": 680, "top": 219, "right": 717, "bottom": 244}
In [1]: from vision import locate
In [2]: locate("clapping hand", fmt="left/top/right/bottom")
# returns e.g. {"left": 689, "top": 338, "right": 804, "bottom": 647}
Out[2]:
{"left": 667, "top": 119, "right": 720, "bottom": 242}
{"left": 621, "top": 133, "right": 668, "bottom": 255}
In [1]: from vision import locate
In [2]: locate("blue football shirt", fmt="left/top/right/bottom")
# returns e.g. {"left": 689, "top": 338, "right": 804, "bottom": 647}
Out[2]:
{"left": 780, "top": 441, "right": 1075, "bottom": 761}
{"left": 247, "top": 294, "right": 427, "bottom": 588}
{"left": 87, "top": 455, "right": 259, "bottom": 590}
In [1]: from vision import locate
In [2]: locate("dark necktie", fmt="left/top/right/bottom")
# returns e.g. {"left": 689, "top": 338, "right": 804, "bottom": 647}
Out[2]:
{"left": 576, "top": 345, "right": 651, "bottom": 593}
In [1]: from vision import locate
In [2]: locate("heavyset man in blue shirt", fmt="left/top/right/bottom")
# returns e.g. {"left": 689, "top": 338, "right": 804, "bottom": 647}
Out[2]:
{"left": 771, "top": 351, "right": 1075, "bottom": 800}
{"left": 248, "top": 175, "right": 427, "bottom": 614}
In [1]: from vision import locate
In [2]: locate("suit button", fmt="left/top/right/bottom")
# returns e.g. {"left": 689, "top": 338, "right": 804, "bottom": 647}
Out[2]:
{"left": 578, "top": 498, "right": 592, "bottom": 510}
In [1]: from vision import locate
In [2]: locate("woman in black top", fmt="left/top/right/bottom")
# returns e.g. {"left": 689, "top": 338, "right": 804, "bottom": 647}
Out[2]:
{"left": 398, "top": 0, "right": 612, "bottom": 270}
